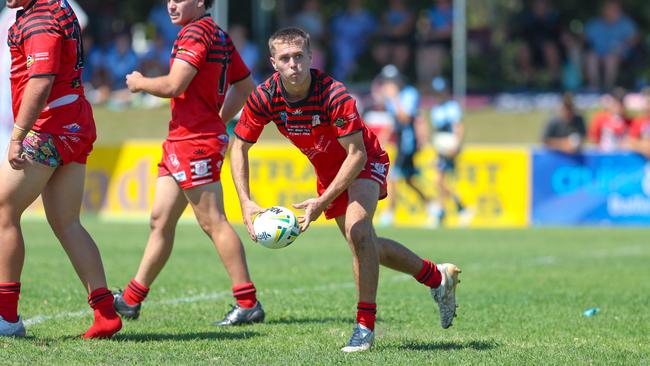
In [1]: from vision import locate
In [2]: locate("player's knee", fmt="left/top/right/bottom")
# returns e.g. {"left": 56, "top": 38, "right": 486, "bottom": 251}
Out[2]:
{"left": 48, "top": 217, "right": 80, "bottom": 239}
{"left": 346, "top": 221, "right": 373, "bottom": 247}
{"left": 196, "top": 212, "right": 227, "bottom": 236}
{"left": 149, "top": 212, "right": 176, "bottom": 235}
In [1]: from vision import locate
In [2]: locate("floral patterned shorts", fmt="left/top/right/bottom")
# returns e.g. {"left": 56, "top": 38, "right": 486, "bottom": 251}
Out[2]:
{"left": 22, "top": 130, "right": 63, "bottom": 168}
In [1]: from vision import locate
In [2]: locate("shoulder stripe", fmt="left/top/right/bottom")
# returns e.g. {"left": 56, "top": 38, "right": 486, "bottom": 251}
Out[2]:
{"left": 20, "top": 28, "right": 62, "bottom": 43}
{"left": 330, "top": 96, "right": 353, "bottom": 110}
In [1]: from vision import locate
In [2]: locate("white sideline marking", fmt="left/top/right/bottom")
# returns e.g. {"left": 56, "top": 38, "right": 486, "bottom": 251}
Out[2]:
{"left": 23, "top": 276, "right": 411, "bottom": 328}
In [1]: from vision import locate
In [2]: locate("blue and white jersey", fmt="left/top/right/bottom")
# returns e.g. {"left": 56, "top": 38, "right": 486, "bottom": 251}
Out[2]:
{"left": 431, "top": 99, "right": 462, "bottom": 133}
{"left": 385, "top": 86, "right": 419, "bottom": 154}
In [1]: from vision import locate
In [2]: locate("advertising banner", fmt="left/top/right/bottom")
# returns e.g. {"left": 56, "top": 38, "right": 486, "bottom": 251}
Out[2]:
{"left": 532, "top": 149, "right": 650, "bottom": 225}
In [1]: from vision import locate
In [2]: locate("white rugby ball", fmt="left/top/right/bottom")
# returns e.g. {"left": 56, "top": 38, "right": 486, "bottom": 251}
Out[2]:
{"left": 253, "top": 206, "right": 301, "bottom": 249}
{"left": 433, "top": 132, "right": 459, "bottom": 156}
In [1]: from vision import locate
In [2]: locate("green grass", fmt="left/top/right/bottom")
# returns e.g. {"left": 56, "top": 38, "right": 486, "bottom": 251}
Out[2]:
{"left": 2, "top": 220, "right": 649, "bottom": 364}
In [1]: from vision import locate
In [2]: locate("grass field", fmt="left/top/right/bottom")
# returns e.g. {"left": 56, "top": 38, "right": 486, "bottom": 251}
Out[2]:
{"left": 1, "top": 220, "right": 649, "bottom": 365}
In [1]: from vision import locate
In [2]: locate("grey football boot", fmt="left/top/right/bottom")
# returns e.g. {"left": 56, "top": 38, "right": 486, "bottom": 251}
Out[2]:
{"left": 341, "top": 323, "right": 374, "bottom": 353}
{"left": 113, "top": 290, "right": 142, "bottom": 320}
{"left": 432, "top": 263, "right": 462, "bottom": 329}
{"left": 0, "top": 315, "right": 25, "bottom": 337}
{"left": 213, "top": 301, "right": 265, "bottom": 326}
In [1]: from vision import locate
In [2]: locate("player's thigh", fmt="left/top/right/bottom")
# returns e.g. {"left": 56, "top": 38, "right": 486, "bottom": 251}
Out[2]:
{"left": 342, "top": 179, "right": 380, "bottom": 239}
{"left": 150, "top": 175, "right": 187, "bottom": 228}
{"left": 42, "top": 163, "right": 87, "bottom": 226}
{"left": 0, "top": 159, "right": 55, "bottom": 215}
{"left": 184, "top": 181, "right": 226, "bottom": 227}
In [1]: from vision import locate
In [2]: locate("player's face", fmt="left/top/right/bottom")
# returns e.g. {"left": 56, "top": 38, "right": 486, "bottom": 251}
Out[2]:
{"left": 168, "top": 0, "right": 205, "bottom": 26}
{"left": 6, "top": 0, "right": 31, "bottom": 9}
{"left": 270, "top": 40, "right": 312, "bottom": 88}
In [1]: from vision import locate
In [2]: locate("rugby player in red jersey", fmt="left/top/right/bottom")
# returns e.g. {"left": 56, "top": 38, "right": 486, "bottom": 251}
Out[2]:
{"left": 230, "top": 27, "right": 461, "bottom": 352}
{"left": 112, "top": 0, "right": 264, "bottom": 326}
{"left": 0, "top": 0, "right": 121, "bottom": 338}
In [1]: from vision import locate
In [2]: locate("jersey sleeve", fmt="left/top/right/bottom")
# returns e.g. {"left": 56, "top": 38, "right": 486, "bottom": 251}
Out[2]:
{"left": 326, "top": 82, "right": 363, "bottom": 138}
{"left": 174, "top": 25, "right": 209, "bottom": 69}
{"left": 227, "top": 46, "right": 251, "bottom": 83}
{"left": 23, "top": 23, "right": 62, "bottom": 77}
{"left": 234, "top": 88, "right": 271, "bottom": 143}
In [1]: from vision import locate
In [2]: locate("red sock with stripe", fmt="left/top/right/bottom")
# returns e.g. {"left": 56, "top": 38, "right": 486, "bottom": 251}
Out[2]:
{"left": 0, "top": 282, "right": 20, "bottom": 323}
{"left": 233, "top": 282, "right": 257, "bottom": 308}
{"left": 415, "top": 259, "right": 442, "bottom": 288}
{"left": 83, "top": 288, "right": 122, "bottom": 339}
{"left": 122, "top": 278, "right": 149, "bottom": 306}
{"left": 357, "top": 302, "right": 377, "bottom": 331}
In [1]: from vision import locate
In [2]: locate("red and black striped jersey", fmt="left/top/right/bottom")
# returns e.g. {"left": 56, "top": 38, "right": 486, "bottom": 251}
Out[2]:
{"left": 235, "top": 69, "right": 385, "bottom": 180}
{"left": 168, "top": 14, "right": 250, "bottom": 141}
{"left": 8, "top": 0, "right": 87, "bottom": 132}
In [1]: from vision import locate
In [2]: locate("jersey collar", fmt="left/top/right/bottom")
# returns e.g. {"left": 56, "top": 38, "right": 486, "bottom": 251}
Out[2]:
{"left": 16, "top": 0, "right": 38, "bottom": 19}
{"left": 279, "top": 69, "right": 316, "bottom": 108}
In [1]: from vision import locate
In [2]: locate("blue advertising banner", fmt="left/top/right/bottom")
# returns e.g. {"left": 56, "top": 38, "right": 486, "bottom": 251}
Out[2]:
{"left": 532, "top": 149, "right": 650, "bottom": 225}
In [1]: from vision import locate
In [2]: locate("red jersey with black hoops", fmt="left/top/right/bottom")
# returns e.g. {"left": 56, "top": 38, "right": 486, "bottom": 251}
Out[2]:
{"left": 8, "top": 0, "right": 87, "bottom": 134}
{"left": 235, "top": 69, "right": 386, "bottom": 182}
{"left": 168, "top": 14, "right": 250, "bottom": 141}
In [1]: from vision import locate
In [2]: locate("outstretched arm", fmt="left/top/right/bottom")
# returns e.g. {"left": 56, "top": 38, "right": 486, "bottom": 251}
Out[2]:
{"left": 294, "top": 131, "right": 367, "bottom": 231}
{"left": 125, "top": 59, "right": 197, "bottom": 98}
{"left": 230, "top": 137, "right": 264, "bottom": 240}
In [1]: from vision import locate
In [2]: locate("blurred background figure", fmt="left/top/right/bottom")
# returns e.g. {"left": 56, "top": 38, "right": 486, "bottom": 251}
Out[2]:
{"left": 229, "top": 24, "right": 261, "bottom": 82}
{"left": 148, "top": 3, "right": 181, "bottom": 53}
{"left": 626, "top": 87, "right": 650, "bottom": 159}
{"left": 330, "top": 0, "right": 376, "bottom": 81}
{"left": 373, "top": 0, "right": 415, "bottom": 73}
{"left": 374, "top": 65, "right": 434, "bottom": 227}
{"left": 104, "top": 32, "right": 139, "bottom": 109}
{"left": 584, "top": 0, "right": 639, "bottom": 91}
{"left": 291, "top": 0, "right": 326, "bottom": 70}
{"left": 588, "top": 87, "right": 632, "bottom": 151}
{"left": 416, "top": 0, "right": 453, "bottom": 90}
{"left": 430, "top": 77, "right": 473, "bottom": 227}
{"left": 509, "top": 0, "right": 564, "bottom": 89}
{"left": 542, "top": 93, "right": 586, "bottom": 154}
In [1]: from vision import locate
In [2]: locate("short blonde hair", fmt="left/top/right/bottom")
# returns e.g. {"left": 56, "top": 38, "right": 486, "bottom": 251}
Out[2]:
{"left": 268, "top": 27, "right": 311, "bottom": 56}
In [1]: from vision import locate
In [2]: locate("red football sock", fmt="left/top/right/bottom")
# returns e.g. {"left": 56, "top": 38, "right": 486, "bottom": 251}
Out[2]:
{"left": 233, "top": 282, "right": 257, "bottom": 308}
{"left": 356, "top": 302, "right": 377, "bottom": 331}
{"left": 123, "top": 278, "right": 149, "bottom": 306}
{"left": 0, "top": 282, "right": 20, "bottom": 323}
{"left": 415, "top": 259, "right": 442, "bottom": 288}
{"left": 83, "top": 288, "right": 122, "bottom": 339}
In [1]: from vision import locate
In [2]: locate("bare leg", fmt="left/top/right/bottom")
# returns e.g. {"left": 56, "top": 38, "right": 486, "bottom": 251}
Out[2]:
{"left": 133, "top": 176, "right": 187, "bottom": 287}
{"left": 404, "top": 176, "right": 430, "bottom": 203}
{"left": 603, "top": 54, "right": 621, "bottom": 90}
{"left": 0, "top": 160, "right": 54, "bottom": 282}
{"left": 585, "top": 52, "right": 601, "bottom": 90}
{"left": 185, "top": 181, "right": 251, "bottom": 285}
{"left": 42, "top": 163, "right": 109, "bottom": 292}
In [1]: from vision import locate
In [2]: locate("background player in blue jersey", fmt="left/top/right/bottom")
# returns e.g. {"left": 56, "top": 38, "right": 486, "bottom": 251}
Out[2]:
{"left": 430, "top": 77, "right": 473, "bottom": 226}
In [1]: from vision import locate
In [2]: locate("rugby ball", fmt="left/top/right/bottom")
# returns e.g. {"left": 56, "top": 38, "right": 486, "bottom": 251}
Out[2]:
{"left": 253, "top": 206, "right": 301, "bottom": 249}
{"left": 433, "top": 132, "right": 459, "bottom": 156}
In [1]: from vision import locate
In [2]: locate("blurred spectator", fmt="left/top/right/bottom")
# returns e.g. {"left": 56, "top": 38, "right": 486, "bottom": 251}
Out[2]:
{"left": 105, "top": 33, "right": 139, "bottom": 90}
{"left": 148, "top": 3, "right": 180, "bottom": 52}
{"left": 588, "top": 87, "right": 632, "bottom": 151}
{"left": 510, "top": 0, "right": 564, "bottom": 88}
{"left": 373, "top": 65, "right": 433, "bottom": 226}
{"left": 82, "top": 32, "right": 112, "bottom": 104}
{"left": 584, "top": 0, "right": 639, "bottom": 91}
{"left": 373, "top": 0, "right": 416, "bottom": 73}
{"left": 229, "top": 24, "right": 261, "bottom": 82}
{"left": 430, "top": 77, "right": 473, "bottom": 227}
{"left": 139, "top": 33, "right": 171, "bottom": 78}
{"left": 416, "top": 0, "right": 453, "bottom": 89}
{"left": 291, "top": 0, "right": 326, "bottom": 70}
{"left": 542, "top": 93, "right": 586, "bottom": 154}
{"left": 330, "top": 0, "right": 376, "bottom": 82}
{"left": 626, "top": 88, "right": 650, "bottom": 158}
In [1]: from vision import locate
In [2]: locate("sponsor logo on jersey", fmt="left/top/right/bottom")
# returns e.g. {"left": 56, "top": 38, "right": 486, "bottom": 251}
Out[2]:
{"left": 169, "top": 154, "right": 180, "bottom": 168}
{"left": 280, "top": 111, "right": 288, "bottom": 124}
{"left": 311, "top": 114, "right": 321, "bottom": 127}
{"left": 217, "top": 134, "right": 229, "bottom": 144}
{"left": 26, "top": 55, "right": 34, "bottom": 69}
{"left": 193, "top": 149, "right": 206, "bottom": 156}
{"left": 292, "top": 109, "right": 303, "bottom": 116}
{"left": 172, "top": 171, "right": 187, "bottom": 182}
{"left": 190, "top": 158, "right": 212, "bottom": 179}
{"left": 370, "top": 162, "right": 387, "bottom": 177}
{"left": 60, "top": 0, "right": 69, "bottom": 8}
{"left": 335, "top": 117, "right": 346, "bottom": 128}
{"left": 63, "top": 123, "right": 81, "bottom": 132}
{"left": 176, "top": 48, "right": 195, "bottom": 57}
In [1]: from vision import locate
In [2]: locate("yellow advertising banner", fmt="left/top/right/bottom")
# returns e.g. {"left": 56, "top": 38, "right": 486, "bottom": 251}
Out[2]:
{"left": 27, "top": 142, "right": 530, "bottom": 227}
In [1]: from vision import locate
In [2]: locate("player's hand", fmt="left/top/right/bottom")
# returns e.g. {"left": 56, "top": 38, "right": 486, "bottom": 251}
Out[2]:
{"left": 125, "top": 71, "right": 143, "bottom": 93}
{"left": 7, "top": 140, "right": 26, "bottom": 170}
{"left": 293, "top": 197, "right": 325, "bottom": 232}
{"left": 242, "top": 200, "right": 264, "bottom": 241}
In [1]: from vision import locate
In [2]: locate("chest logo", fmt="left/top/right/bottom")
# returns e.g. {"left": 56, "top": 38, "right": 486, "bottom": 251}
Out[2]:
{"left": 312, "top": 115, "right": 321, "bottom": 127}
{"left": 280, "top": 111, "right": 288, "bottom": 124}
{"left": 292, "top": 109, "right": 303, "bottom": 116}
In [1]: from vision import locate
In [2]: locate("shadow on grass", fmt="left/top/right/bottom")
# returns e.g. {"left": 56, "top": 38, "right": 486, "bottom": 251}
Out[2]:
{"left": 266, "top": 316, "right": 349, "bottom": 325}
{"left": 112, "top": 330, "right": 261, "bottom": 342}
{"left": 398, "top": 340, "right": 499, "bottom": 351}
